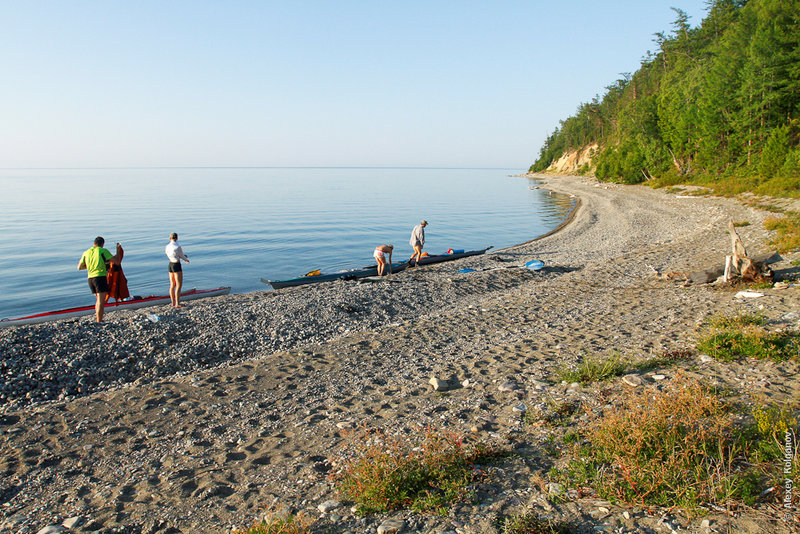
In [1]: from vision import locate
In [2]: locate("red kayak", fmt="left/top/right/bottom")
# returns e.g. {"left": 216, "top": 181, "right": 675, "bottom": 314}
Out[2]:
{"left": 0, "top": 287, "right": 231, "bottom": 328}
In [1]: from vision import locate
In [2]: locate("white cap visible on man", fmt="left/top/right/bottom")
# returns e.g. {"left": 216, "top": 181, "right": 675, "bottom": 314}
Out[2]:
{"left": 421, "top": 220, "right": 427, "bottom": 225}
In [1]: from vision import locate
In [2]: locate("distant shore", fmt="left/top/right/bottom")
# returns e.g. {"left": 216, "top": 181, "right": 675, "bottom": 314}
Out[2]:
{"left": 1, "top": 174, "right": 798, "bottom": 533}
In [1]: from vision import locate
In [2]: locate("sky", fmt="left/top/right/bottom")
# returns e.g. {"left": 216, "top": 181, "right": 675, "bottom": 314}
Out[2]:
{"left": 0, "top": 1, "right": 711, "bottom": 169}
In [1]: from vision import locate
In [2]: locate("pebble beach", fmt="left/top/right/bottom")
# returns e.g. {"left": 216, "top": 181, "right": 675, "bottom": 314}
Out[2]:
{"left": 1, "top": 174, "right": 799, "bottom": 533}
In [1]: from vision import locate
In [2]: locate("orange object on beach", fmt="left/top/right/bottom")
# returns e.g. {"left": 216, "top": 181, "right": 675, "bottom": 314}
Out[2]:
{"left": 106, "top": 247, "right": 130, "bottom": 303}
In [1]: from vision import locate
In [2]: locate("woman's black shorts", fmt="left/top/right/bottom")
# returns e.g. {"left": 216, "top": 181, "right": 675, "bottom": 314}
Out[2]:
{"left": 168, "top": 262, "right": 182, "bottom": 273}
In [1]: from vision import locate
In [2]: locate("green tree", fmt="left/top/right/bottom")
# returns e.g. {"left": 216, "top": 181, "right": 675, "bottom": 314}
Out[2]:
{"left": 529, "top": 0, "right": 800, "bottom": 196}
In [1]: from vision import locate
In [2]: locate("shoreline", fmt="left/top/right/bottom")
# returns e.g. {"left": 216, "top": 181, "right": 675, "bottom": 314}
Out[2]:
{"left": 1, "top": 174, "right": 798, "bottom": 533}
{"left": 1, "top": 184, "right": 579, "bottom": 327}
{"left": 0, "top": 170, "right": 560, "bottom": 324}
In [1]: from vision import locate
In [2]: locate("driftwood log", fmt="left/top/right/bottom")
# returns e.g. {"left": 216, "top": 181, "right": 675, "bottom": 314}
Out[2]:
{"left": 687, "top": 221, "right": 779, "bottom": 285}
{"left": 724, "top": 221, "right": 775, "bottom": 283}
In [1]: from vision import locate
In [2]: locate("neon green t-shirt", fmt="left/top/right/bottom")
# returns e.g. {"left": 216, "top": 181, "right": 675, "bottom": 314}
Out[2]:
{"left": 80, "top": 246, "right": 112, "bottom": 278}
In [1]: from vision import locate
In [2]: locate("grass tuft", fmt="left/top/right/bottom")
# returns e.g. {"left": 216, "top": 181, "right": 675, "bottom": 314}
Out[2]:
{"left": 554, "top": 349, "right": 694, "bottom": 385}
{"left": 554, "top": 374, "right": 758, "bottom": 512}
{"left": 333, "top": 427, "right": 503, "bottom": 515}
{"left": 765, "top": 211, "right": 800, "bottom": 252}
{"left": 554, "top": 353, "right": 628, "bottom": 384}
{"left": 697, "top": 314, "right": 800, "bottom": 362}
{"left": 498, "top": 511, "right": 573, "bottom": 534}
{"left": 631, "top": 348, "right": 694, "bottom": 372}
{"left": 233, "top": 509, "right": 313, "bottom": 534}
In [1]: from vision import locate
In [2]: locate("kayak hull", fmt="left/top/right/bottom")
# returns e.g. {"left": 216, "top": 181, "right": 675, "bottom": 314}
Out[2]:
{"left": 0, "top": 287, "right": 231, "bottom": 328}
{"left": 262, "top": 263, "right": 410, "bottom": 289}
{"left": 263, "top": 247, "right": 492, "bottom": 289}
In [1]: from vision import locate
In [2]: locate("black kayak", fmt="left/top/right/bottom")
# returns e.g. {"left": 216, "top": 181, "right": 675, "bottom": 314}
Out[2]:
{"left": 261, "top": 247, "right": 492, "bottom": 289}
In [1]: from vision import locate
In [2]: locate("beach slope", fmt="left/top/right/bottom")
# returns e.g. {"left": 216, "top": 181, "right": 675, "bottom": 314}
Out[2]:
{"left": 1, "top": 175, "right": 798, "bottom": 533}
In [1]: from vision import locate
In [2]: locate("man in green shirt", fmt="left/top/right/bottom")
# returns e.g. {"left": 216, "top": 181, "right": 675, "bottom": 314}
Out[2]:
{"left": 78, "top": 236, "right": 120, "bottom": 323}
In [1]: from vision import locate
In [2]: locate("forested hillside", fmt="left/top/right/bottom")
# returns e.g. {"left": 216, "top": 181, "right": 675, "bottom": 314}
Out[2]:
{"left": 530, "top": 0, "right": 800, "bottom": 197}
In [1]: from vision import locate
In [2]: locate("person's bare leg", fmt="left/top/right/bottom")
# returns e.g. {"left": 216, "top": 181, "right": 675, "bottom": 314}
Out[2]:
{"left": 169, "top": 272, "right": 178, "bottom": 307}
{"left": 175, "top": 271, "right": 184, "bottom": 307}
{"left": 411, "top": 245, "right": 423, "bottom": 265}
{"left": 377, "top": 258, "right": 385, "bottom": 276}
{"left": 96, "top": 292, "right": 107, "bottom": 322}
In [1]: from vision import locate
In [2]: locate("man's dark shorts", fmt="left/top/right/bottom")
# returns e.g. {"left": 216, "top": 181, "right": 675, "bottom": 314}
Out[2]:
{"left": 88, "top": 276, "right": 109, "bottom": 294}
{"left": 168, "top": 262, "right": 182, "bottom": 273}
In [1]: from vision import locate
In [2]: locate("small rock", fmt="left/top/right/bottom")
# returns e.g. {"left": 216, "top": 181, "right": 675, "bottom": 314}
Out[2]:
{"left": 317, "top": 499, "right": 340, "bottom": 513}
{"left": 622, "top": 374, "right": 643, "bottom": 387}
{"left": 700, "top": 519, "right": 712, "bottom": 529}
{"left": 377, "top": 518, "right": 405, "bottom": 534}
{"left": 734, "top": 290, "right": 763, "bottom": 298}
{"left": 511, "top": 403, "right": 526, "bottom": 413}
{"left": 547, "top": 482, "right": 564, "bottom": 495}
{"left": 622, "top": 511, "right": 630, "bottom": 520}
{"left": 62, "top": 517, "right": 83, "bottom": 529}
{"left": 569, "top": 382, "right": 580, "bottom": 389}
{"left": 531, "top": 380, "right": 549, "bottom": 390}
{"left": 698, "top": 354, "right": 714, "bottom": 363}
{"left": 36, "top": 527, "right": 66, "bottom": 534}
{"left": 598, "top": 506, "right": 609, "bottom": 514}
{"left": 336, "top": 421, "right": 354, "bottom": 430}
{"left": 651, "top": 374, "right": 666, "bottom": 381}
{"left": 429, "top": 376, "right": 461, "bottom": 392}
{"left": 498, "top": 381, "right": 518, "bottom": 392}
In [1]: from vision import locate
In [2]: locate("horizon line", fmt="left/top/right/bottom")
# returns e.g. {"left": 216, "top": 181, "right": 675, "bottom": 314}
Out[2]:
{"left": 0, "top": 165, "right": 525, "bottom": 171}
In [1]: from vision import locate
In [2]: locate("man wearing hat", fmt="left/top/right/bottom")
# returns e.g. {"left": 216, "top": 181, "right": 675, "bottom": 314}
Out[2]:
{"left": 409, "top": 220, "right": 428, "bottom": 265}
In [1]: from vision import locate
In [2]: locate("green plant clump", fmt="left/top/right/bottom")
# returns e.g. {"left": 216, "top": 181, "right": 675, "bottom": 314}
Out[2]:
{"left": 558, "top": 374, "right": 759, "bottom": 511}
{"left": 697, "top": 314, "right": 800, "bottom": 362}
{"left": 498, "top": 512, "right": 573, "bottom": 534}
{"left": 555, "top": 353, "right": 628, "bottom": 384}
{"left": 631, "top": 348, "right": 694, "bottom": 372}
{"left": 745, "top": 402, "right": 800, "bottom": 503}
{"left": 233, "top": 511, "right": 313, "bottom": 534}
{"left": 765, "top": 211, "right": 800, "bottom": 253}
{"left": 334, "top": 428, "right": 501, "bottom": 515}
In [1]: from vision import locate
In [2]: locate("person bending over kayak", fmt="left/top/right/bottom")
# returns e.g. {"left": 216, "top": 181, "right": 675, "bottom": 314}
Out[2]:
{"left": 409, "top": 219, "right": 427, "bottom": 265}
{"left": 78, "top": 236, "right": 120, "bottom": 323}
{"left": 166, "top": 233, "right": 190, "bottom": 308}
{"left": 374, "top": 244, "right": 394, "bottom": 276}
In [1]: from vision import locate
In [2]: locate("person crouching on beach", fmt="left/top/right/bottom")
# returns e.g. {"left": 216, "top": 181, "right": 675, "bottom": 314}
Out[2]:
{"left": 374, "top": 244, "right": 393, "bottom": 276}
{"left": 78, "top": 236, "right": 120, "bottom": 323}
{"left": 410, "top": 219, "right": 427, "bottom": 265}
{"left": 166, "top": 233, "right": 190, "bottom": 308}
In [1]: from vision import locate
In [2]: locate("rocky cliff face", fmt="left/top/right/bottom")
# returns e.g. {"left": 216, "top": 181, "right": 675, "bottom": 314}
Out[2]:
{"left": 547, "top": 143, "right": 597, "bottom": 175}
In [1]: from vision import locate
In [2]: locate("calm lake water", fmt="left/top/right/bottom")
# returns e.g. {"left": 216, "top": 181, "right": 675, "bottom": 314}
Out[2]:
{"left": 0, "top": 167, "right": 574, "bottom": 319}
